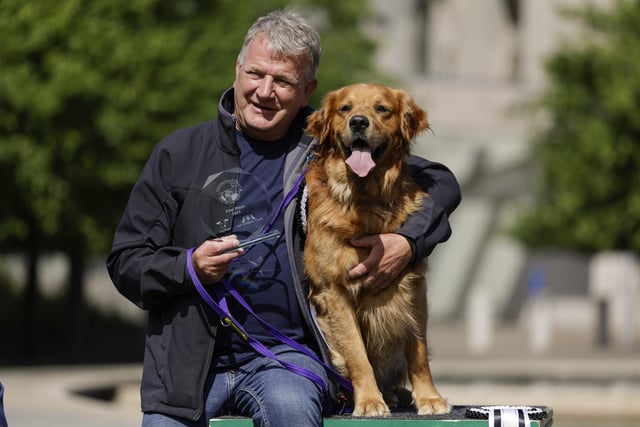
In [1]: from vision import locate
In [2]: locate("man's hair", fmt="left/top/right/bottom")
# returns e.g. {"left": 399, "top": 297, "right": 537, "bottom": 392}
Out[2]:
{"left": 238, "top": 9, "right": 321, "bottom": 83}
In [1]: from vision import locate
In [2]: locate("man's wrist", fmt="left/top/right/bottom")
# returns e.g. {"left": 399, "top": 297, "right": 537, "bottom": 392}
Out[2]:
{"left": 397, "top": 233, "right": 417, "bottom": 267}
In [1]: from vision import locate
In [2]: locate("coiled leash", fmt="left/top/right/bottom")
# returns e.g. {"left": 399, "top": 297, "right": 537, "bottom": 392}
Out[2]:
{"left": 187, "top": 167, "right": 353, "bottom": 400}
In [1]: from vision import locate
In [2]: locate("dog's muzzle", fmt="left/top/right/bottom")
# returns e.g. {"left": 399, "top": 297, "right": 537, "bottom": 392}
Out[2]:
{"left": 344, "top": 115, "right": 389, "bottom": 178}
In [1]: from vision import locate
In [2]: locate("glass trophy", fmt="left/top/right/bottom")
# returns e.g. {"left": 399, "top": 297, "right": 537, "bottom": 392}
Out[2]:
{"left": 197, "top": 167, "right": 282, "bottom": 285}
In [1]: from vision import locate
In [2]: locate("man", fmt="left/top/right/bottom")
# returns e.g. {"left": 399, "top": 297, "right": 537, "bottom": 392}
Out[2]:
{"left": 107, "top": 9, "right": 460, "bottom": 427}
{"left": 0, "top": 383, "right": 7, "bottom": 427}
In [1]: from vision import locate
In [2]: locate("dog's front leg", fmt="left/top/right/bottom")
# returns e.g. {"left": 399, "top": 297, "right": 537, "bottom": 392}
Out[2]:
{"left": 313, "top": 290, "right": 390, "bottom": 417}
{"left": 407, "top": 286, "right": 450, "bottom": 415}
{"left": 407, "top": 336, "right": 450, "bottom": 415}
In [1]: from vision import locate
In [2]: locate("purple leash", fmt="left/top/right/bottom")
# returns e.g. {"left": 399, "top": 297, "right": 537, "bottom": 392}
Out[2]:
{"left": 261, "top": 166, "right": 308, "bottom": 234}
{"left": 219, "top": 277, "right": 353, "bottom": 391}
{"left": 186, "top": 249, "right": 330, "bottom": 391}
{"left": 187, "top": 168, "right": 353, "bottom": 394}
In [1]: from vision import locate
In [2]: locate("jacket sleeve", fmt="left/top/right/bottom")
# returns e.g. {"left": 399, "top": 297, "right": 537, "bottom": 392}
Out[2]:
{"left": 106, "top": 140, "right": 193, "bottom": 311}
{"left": 396, "top": 155, "right": 461, "bottom": 264}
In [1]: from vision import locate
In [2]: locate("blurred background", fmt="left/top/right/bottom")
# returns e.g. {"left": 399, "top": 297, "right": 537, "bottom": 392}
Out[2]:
{"left": 1, "top": 0, "right": 639, "bottom": 426}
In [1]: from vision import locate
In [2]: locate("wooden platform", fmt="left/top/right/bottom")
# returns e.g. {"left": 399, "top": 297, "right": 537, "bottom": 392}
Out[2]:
{"left": 210, "top": 405, "right": 553, "bottom": 426}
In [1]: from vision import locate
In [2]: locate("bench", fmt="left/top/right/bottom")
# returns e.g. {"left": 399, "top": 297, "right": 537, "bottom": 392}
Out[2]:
{"left": 210, "top": 405, "right": 553, "bottom": 426}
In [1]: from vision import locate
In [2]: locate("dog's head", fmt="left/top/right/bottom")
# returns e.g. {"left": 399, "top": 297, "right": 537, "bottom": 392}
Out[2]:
{"left": 306, "top": 83, "right": 429, "bottom": 178}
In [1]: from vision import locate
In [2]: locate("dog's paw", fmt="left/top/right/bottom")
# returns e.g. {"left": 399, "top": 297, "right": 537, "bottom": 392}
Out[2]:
{"left": 416, "top": 396, "right": 451, "bottom": 415}
{"left": 352, "top": 398, "right": 391, "bottom": 417}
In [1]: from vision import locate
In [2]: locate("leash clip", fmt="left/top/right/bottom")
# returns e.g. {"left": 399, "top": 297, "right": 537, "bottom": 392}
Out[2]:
{"left": 221, "top": 316, "right": 248, "bottom": 341}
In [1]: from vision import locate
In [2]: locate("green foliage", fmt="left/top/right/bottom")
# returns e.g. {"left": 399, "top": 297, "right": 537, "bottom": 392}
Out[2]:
{"left": 0, "top": 0, "right": 376, "bottom": 256}
{"left": 513, "top": 0, "right": 640, "bottom": 253}
{"left": 308, "top": 1, "right": 380, "bottom": 104}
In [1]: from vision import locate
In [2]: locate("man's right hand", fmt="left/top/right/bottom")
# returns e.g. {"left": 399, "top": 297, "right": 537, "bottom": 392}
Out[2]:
{"left": 191, "top": 236, "right": 244, "bottom": 284}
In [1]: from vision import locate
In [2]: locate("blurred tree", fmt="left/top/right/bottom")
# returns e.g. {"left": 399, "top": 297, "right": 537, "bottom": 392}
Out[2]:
{"left": 512, "top": 0, "right": 640, "bottom": 254}
{"left": 0, "top": 0, "right": 376, "bottom": 360}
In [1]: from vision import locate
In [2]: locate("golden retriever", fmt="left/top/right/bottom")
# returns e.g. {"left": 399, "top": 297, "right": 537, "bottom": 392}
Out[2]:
{"left": 303, "top": 83, "right": 450, "bottom": 417}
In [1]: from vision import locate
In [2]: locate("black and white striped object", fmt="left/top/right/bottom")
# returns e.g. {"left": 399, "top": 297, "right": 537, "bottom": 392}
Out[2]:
{"left": 466, "top": 406, "right": 547, "bottom": 427}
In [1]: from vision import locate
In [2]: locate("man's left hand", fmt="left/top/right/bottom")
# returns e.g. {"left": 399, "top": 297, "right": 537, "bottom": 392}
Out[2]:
{"left": 347, "top": 233, "right": 412, "bottom": 291}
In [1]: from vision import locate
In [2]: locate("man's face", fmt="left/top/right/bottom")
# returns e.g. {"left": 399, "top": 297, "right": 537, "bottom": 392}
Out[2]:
{"left": 233, "top": 35, "right": 317, "bottom": 141}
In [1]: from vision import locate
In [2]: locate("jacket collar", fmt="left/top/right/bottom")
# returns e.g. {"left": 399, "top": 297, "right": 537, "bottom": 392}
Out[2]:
{"left": 217, "top": 88, "right": 239, "bottom": 155}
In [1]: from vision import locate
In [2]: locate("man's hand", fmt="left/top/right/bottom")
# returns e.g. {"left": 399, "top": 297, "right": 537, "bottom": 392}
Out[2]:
{"left": 191, "top": 236, "right": 244, "bottom": 284}
{"left": 347, "top": 233, "right": 412, "bottom": 291}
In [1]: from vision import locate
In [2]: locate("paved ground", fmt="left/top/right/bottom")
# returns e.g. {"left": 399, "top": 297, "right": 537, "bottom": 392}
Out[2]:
{"left": 2, "top": 323, "right": 639, "bottom": 426}
{"left": 1, "top": 364, "right": 141, "bottom": 427}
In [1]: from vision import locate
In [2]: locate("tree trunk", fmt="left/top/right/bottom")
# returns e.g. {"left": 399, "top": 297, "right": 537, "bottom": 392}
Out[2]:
{"left": 65, "top": 245, "right": 86, "bottom": 360}
{"left": 21, "top": 229, "right": 40, "bottom": 360}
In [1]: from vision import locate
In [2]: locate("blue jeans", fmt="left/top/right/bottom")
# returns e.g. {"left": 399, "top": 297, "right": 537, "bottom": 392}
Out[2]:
{"left": 142, "top": 344, "right": 328, "bottom": 427}
{"left": 0, "top": 382, "right": 7, "bottom": 427}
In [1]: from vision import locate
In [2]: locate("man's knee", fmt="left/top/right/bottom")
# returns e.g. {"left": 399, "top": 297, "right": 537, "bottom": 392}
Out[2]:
{"left": 269, "top": 383, "right": 322, "bottom": 410}
{"left": 252, "top": 385, "right": 323, "bottom": 427}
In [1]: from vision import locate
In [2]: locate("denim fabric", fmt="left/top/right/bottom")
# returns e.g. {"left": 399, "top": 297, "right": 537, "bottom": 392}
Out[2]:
{"left": 0, "top": 382, "right": 7, "bottom": 427}
{"left": 142, "top": 344, "right": 327, "bottom": 427}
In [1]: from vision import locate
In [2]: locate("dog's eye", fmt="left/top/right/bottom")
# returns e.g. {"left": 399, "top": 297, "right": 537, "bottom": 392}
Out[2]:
{"left": 376, "top": 105, "right": 389, "bottom": 113}
{"left": 339, "top": 104, "right": 352, "bottom": 113}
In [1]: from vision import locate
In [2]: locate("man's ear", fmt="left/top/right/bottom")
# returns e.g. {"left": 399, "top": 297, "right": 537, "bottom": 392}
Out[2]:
{"left": 233, "top": 61, "right": 242, "bottom": 90}
{"left": 303, "top": 79, "right": 318, "bottom": 106}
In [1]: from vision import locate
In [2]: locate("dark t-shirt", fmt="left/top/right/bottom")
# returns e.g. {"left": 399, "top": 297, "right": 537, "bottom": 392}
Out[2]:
{"left": 213, "top": 131, "right": 307, "bottom": 367}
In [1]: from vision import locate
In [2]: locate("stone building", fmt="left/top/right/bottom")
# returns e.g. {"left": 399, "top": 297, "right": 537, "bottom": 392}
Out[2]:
{"left": 367, "top": 0, "right": 631, "bottom": 352}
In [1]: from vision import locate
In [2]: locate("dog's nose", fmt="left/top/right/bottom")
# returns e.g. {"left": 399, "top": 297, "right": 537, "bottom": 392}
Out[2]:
{"left": 349, "top": 115, "right": 369, "bottom": 132}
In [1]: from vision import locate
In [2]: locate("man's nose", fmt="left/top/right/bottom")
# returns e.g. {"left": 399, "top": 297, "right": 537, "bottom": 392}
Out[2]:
{"left": 256, "top": 75, "right": 275, "bottom": 98}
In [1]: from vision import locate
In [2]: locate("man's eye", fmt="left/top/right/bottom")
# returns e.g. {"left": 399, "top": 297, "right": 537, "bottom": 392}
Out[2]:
{"left": 275, "top": 79, "right": 293, "bottom": 88}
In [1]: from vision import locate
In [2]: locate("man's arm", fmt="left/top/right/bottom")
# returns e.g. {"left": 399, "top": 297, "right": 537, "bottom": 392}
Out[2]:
{"left": 397, "top": 155, "right": 461, "bottom": 263}
{"left": 348, "top": 156, "right": 460, "bottom": 289}
{"left": 106, "top": 143, "right": 194, "bottom": 310}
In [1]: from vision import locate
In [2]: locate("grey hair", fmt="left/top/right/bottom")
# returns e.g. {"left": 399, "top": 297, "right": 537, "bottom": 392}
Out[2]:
{"left": 237, "top": 9, "right": 321, "bottom": 83}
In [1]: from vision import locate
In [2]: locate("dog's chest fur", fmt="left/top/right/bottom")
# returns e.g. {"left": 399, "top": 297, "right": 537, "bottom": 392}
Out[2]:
{"left": 303, "top": 157, "right": 426, "bottom": 293}
{"left": 306, "top": 158, "right": 425, "bottom": 235}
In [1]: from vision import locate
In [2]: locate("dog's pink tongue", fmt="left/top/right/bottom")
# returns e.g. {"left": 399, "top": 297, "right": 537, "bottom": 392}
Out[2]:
{"left": 346, "top": 146, "right": 375, "bottom": 177}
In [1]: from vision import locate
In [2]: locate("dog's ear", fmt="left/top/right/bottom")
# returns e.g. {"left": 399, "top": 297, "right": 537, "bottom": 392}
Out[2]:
{"left": 399, "top": 91, "right": 430, "bottom": 142}
{"left": 306, "top": 92, "right": 336, "bottom": 144}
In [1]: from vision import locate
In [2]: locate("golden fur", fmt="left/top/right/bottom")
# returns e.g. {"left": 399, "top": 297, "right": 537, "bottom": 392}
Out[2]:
{"left": 303, "top": 83, "right": 450, "bottom": 417}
